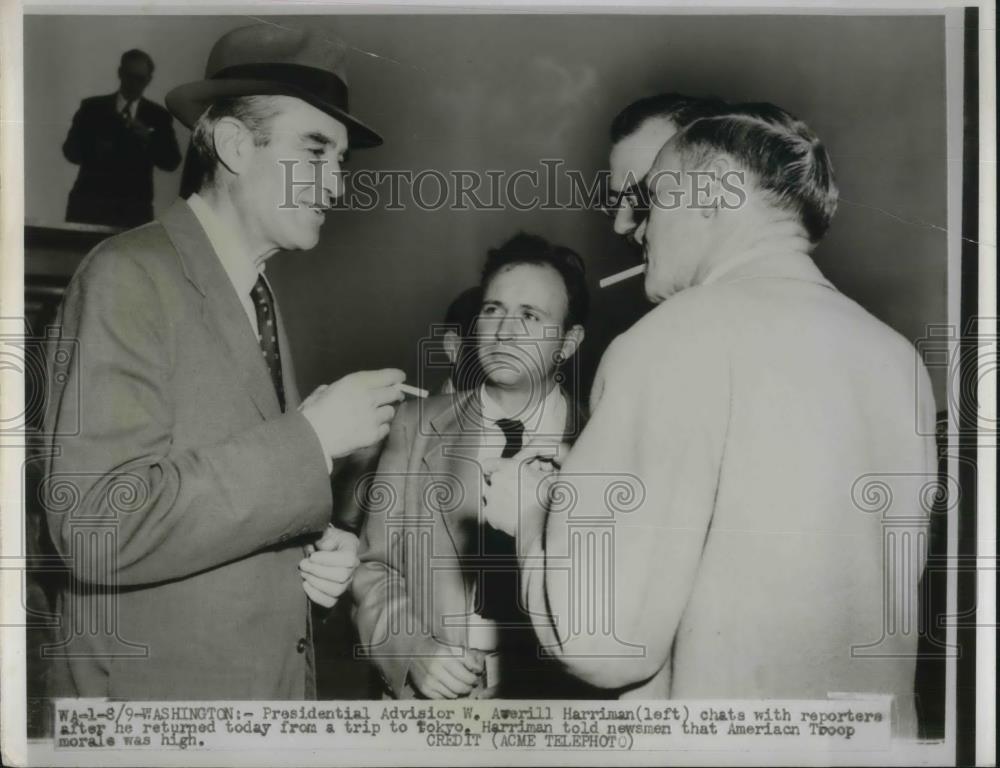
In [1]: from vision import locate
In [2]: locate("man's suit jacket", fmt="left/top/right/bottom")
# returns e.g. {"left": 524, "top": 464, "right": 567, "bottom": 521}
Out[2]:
{"left": 63, "top": 93, "right": 181, "bottom": 228}
{"left": 43, "top": 199, "right": 333, "bottom": 699}
{"left": 519, "top": 248, "right": 936, "bottom": 735}
{"left": 351, "top": 390, "right": 592, "bottom": 698}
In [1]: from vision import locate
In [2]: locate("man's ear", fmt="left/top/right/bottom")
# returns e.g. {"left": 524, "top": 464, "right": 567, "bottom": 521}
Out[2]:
{"left": 558, "top": 325, "right": 585, "bottom": 363}
{"left": 701, "top": 153, "right": 737, "bottom": 218}
{"left": 441, "top": 329, "right": 461, "bottom": 366}
{"left": 212, "top": 117, "right": 253, "bottom": 177}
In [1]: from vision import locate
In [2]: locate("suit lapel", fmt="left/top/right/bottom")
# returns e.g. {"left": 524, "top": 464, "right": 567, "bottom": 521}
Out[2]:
{"left": 423, "top": 392, "right": 487, "bottom": 560}
{"left": 159, "top": 200, "right": 282, "bottom": 419}
{"left": 418, "top": 389, "right": 584, "bottom": 645}
{"left": 415, "top": 393, "right": 485, "bottom": 642}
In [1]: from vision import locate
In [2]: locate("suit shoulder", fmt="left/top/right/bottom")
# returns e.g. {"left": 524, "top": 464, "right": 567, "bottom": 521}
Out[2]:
{"left": 615, "top": 285, "right": 727, "bottom": 358}
{"left": 396, "top": 393, "right": 453, "bottom": 428}
{"left": 141, "top": 99, "right": 173, "bottom": 121}
{"left": 79, "top": 94, "right": 114, "bottom": 110}
{"left": 71, "top": 221, "right": 181, "bottom": 297}
{"left": 422, "top": 393, "right": 457, "bottom": 418}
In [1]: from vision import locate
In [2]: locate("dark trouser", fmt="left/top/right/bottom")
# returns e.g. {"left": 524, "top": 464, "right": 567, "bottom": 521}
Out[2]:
{"left": 487, "top": 622, "right": 607, "bottom": 699}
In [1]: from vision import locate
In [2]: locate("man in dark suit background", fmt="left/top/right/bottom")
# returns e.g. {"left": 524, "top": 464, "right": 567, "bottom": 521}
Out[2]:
{"left": 62, "top": 49, "right": 181, "bottom": 228}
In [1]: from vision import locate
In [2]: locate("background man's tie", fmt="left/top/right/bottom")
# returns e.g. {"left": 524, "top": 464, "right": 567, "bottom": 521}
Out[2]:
{"left": 120, "top": 100, "right": 134, "bottom": 126}
{"left": 479, "top": 417, "right": 525, "bottom": 621}
{"left": 250, "top": 275, "right": 286, "bottom": 411}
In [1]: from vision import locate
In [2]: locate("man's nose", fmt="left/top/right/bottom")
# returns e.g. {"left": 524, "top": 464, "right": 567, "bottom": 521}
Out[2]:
{"left": 613, "top": 207, "right": 635, "bottom": 237}
{"left": 633, "top": 218, "right": 648, "bottom": 246}
{"left": 323, "top": 158, "right": 344, "bottom": 201}
{"left": 495, "top": 314, "right": 526, "bottom": 341}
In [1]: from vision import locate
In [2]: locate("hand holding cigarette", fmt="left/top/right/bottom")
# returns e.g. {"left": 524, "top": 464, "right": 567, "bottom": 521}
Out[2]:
{"left": 301, "top": 368, "right": 406, "bottom": 460}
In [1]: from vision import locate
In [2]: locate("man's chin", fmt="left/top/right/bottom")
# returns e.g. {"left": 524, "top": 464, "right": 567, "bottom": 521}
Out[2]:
{"left": 484, "top": 371, "right": 523, "bottom": 387}
{"left": 283, "top": 230, "right": 322, "bottom": 252}
{"left": 644, "top": 272, "right": 667, "bottom": 303}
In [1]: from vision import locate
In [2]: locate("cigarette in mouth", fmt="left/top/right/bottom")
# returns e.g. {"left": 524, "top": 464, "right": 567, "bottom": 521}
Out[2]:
{"left": 599, "top": 264, "right": 646, "bottom": 288}
{"left": 400, "top": 383, "right": 429, "bottom": 399}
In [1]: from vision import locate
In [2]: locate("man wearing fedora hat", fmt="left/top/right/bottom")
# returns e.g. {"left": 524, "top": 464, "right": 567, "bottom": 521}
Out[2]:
{"left": 43, "top": 23, "right": 402, "bottom": 699}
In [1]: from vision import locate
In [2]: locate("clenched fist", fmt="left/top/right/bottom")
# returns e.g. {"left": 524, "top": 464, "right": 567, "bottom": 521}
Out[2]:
{"left": 481, "top": 439, "right": 565, "bottom": 538}
{"left": 408, "top": 639, "right": 485, "bottom": 699}
{"left": 299, "top": 524, "right": 360, "bottom": 608}
{"left": 301, "top": 369, "right": 405, "bottom": 462}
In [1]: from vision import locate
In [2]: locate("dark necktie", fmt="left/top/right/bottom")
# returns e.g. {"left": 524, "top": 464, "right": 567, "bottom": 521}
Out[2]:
{"left": 250, "top": 275, "right": 285, "bottom": 411}
{"left": 495, "top": 417, "right": 525, "bottom": 458}
{"left": 120, "top": 100, "right": 134, "bottom": 126}
{"left": 479, "top": 417, "right": 525, "bottom": 621}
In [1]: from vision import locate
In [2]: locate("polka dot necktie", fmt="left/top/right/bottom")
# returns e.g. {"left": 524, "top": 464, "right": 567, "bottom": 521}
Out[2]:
{"left": 250, "top": 275, "right": 285, "bottom": 412}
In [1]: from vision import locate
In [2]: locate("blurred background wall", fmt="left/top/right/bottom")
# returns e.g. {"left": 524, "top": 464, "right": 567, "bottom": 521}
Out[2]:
{"left": 24, "top": 12, "right": 948, "bottom": 404}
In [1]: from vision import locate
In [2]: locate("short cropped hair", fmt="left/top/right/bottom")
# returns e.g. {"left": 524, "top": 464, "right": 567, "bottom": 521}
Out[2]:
{"left": 189, "top": 95, "right": 283, "bottom": 191}
{"left": 610, "top": 93, "right": 728, "bottom": 144}
{"left": 120, "top": 49, "right": 154, "bottom": 74}
{"left": 673, "top": 102, "right": 838, "bottom": 242}
{"left": 481, "top": 233, "right": 589, "bottom": 329}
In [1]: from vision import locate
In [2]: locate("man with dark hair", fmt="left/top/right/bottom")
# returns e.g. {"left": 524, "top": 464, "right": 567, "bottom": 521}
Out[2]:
{"left": 480, "top": 232, "right": 590, "bottom": 330}
{"left": 605, "top": 92, "right": 727, "bottom": 243}
{"left": 44, "top": 24, "right": 405, "bottom": 700}
{"left": 484, "top": 103, "right": 935, "bottom": 735}
{"left": 62, "top": 49, "right": 181, "bottom": 227}
{"left": 350, "top": 233, "right": 598, "bottom": 700}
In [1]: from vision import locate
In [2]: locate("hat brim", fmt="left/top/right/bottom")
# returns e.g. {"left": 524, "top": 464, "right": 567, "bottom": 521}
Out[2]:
{"left": 165, "top": 78, "right": 383, "bottom": 148}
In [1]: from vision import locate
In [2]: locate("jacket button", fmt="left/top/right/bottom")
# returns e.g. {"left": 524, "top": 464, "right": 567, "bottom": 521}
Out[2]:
{"left": 296, "top": 637, "right": 307, "bottom": 654}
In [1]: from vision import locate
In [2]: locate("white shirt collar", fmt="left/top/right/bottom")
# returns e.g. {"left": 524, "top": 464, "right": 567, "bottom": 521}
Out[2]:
{"left": 115, "top": 92, "right": 139, "bottom": 120}
{"left": 186, "top": 193, "right": 263, "bottom": 333}
{"left": 479, "top": 382, "right": 567, "bottom": 439}
{"left": 187, "top": 192, "right": 262, "bottom": 297}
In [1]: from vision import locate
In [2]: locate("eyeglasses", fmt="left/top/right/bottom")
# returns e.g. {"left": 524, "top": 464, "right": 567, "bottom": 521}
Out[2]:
{"left": 601, "top": 179, "right": 652, "bottom": 228}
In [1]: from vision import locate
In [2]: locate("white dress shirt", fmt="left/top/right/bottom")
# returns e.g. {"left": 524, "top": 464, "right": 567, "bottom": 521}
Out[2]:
{"left": 186, "top": 193, "right": 264, "bottom": 336}
{"left": 476, "top": 381, "right": 567, "bottom": 460}
{"left": 115, "top": 92, "right": 139, "bottom": 122}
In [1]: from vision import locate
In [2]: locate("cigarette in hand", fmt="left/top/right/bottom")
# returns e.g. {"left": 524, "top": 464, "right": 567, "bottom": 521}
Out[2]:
{"left": 599, "top": 264, "right": 646, "bottom": 288}
{"left": 400, "top": 383, "right": 429, "bottom": 398}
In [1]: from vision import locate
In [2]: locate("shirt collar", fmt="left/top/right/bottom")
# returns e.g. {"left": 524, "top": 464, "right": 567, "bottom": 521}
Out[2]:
{"left": 186, "top": 193, "right": 262, "bottom": 299}
{"left": 479, "top": 382, "right": 567, "bottom": 438}
{"left": 696, "top": 222, "right": 833, "bottom": 291}
{"left": 115, "top": 92, "right": 138, "bottom": 118}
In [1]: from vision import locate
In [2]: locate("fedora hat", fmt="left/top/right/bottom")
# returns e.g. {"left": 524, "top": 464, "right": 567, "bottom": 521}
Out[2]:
{"left": 165, "top": 24, "right": 382, "bottom": 148}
